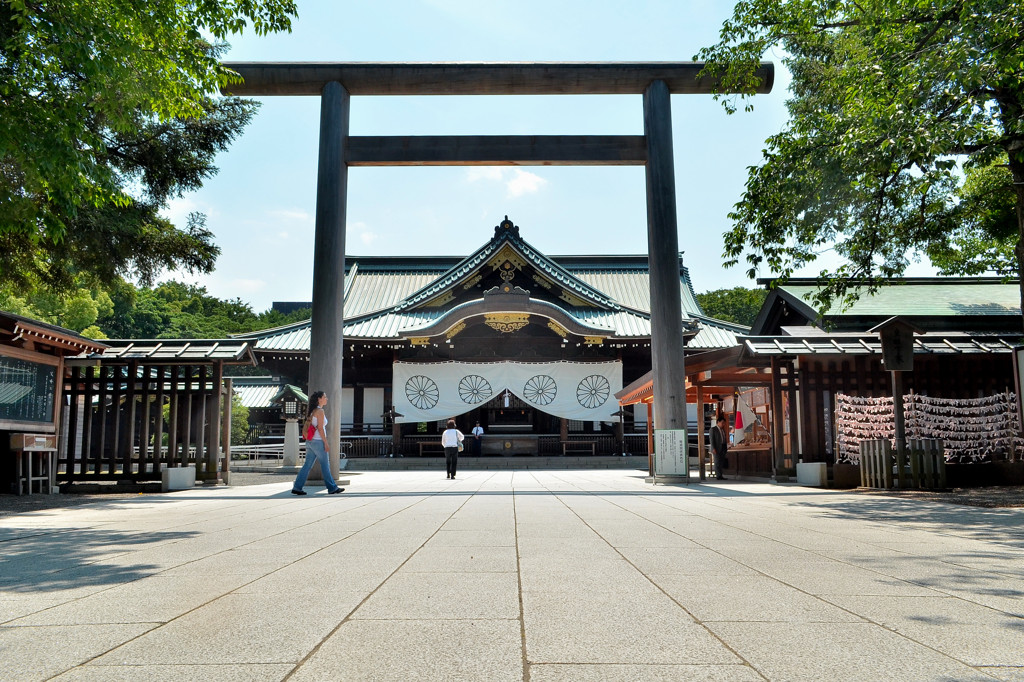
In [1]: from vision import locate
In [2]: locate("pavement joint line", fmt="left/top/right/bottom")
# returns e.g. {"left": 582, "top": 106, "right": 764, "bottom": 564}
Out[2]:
{"left": 514, "top": 470, "right": 533, "bottom": 682}
{"left": 539, "top": 470, "right": 770, "bottom": 680}
{"left": 281, "top": 474, "right": 482, "bottom": 681}
{"left": 588, "top": 482, "right": 1010, "bottom": 675}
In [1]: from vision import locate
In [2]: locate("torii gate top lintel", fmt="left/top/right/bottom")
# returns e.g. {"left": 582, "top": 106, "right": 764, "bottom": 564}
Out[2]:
{"left": 220, "top": 61, "right": 774, "bottom": 97}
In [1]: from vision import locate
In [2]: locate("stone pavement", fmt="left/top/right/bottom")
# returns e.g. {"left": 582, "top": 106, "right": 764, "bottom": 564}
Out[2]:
{"left": 1, "top": 471, "right": 1023, "bottom": 681}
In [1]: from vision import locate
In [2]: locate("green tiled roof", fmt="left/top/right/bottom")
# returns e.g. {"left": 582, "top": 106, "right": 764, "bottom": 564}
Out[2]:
{"left": 782, "top": 280, "right": 1021, "bottom": 318}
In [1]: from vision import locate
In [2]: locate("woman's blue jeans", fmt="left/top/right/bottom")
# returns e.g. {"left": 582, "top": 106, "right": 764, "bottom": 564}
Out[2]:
{"left": 293, "top": 439, "right": 340, "bottom": 492}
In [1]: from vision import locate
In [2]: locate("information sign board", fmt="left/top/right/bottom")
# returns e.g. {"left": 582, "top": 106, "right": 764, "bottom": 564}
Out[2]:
{"left": 654, "top": 428, "right": 688, "bottom": 477}
{"left": 0, "top": 348, "right": 58, "bottom": 429}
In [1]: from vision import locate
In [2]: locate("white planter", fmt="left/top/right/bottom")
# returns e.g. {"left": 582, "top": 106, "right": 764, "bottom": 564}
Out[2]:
{"left": 796, "top": 461, "right": 827, "bottom": 487}
{"left": 161, "top": 465, "right": 196, "bottom": 492}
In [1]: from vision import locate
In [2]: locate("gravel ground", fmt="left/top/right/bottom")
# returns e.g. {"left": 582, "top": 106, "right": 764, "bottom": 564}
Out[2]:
{"left": 1, "top": 474, "right": 1020, "bottom": 518}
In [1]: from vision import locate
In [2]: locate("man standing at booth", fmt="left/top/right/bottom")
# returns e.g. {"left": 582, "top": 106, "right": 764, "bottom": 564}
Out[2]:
{"left": 710, "top": 414, "right": 729, "bottom": 480}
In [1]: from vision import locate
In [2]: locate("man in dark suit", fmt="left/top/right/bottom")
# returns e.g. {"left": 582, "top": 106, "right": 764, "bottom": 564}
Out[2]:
{"left": 710, "top": 414, "right": 729, "bottom": 480}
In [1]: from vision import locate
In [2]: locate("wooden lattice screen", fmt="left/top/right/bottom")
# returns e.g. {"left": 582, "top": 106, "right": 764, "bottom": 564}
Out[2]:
{"left": 60, "top": 363, "right": 229, "bottom": 483}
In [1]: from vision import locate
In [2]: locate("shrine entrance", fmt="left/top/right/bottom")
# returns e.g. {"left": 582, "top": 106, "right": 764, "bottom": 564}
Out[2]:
{"left": 221, "top": 61, "right": 774, "bottom": 477}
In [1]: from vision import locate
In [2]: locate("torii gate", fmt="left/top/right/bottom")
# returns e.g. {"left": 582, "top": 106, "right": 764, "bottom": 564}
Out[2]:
{"left": 222, "top": 62, "right": 774, "bottom": 479}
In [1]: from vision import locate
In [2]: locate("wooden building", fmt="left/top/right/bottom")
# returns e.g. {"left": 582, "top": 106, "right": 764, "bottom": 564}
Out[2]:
{"left": 234, "top": 217, "right": 743, "bottom": 456}
{"left": 615, "top": 278, "right": 1022, "bottom": 480}
{"left": 741, "top": 278, "right": 1022, "bottom": 475}
{"left": 0, "top": 312, "right": 107, "bottom": 493}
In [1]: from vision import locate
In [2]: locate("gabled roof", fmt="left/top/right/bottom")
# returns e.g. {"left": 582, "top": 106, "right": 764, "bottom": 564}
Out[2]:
{"left": 751, "top": 278, "right": 1022, "bottom": 334}
{"left": 0, "top": 310, "right": 108, "bottom": 355}
{"left": 232, "top": 376, "right": 284, "bottom": 409}
{"left": 394, "top": 217, "right": 622, "bottom": 312}
{"left": 240, "top": 217, "right": 730, "bottom": 351}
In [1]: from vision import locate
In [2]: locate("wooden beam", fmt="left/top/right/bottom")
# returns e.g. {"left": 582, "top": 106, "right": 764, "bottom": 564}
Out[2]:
{"left": 345, "top": 135, "right": 647, "bottom": 166}
{"left": 221, "top": 62, "right": 775, "bottom": 97}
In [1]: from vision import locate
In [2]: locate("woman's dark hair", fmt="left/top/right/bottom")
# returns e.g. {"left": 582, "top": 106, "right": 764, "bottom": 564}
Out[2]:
{"left": 305, "top": 391, "right": 326, "bottom": 426}
{"left": 446, "top": 419, "right": 456, "bottom": 428}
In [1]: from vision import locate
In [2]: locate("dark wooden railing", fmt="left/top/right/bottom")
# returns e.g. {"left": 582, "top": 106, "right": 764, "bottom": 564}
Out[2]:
{"left": 61, "top": 364, "right": 229, "bottom": 482}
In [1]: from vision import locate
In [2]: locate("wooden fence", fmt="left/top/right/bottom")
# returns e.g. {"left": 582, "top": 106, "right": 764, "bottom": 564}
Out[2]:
{"left": 859, "top": 438, "right": 947, "bottom": 489}
{"left": 61, "top": 364, "right": 230, "bottom": 483}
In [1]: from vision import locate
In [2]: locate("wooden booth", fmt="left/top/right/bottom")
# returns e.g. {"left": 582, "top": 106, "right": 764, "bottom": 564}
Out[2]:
{"left": 0, "top": 312, "right": 107, "bottom": 495}
{"left": 616, "top": 345, "right": 778, "bottom": 480}
{"left": 61, "top": 339, "right": 256, "bottom": 486}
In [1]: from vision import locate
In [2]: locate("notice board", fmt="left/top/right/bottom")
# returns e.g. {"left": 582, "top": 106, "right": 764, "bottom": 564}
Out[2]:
{"left": 654, "top": 428, "right": 688, "bottom": 477}
{"left": 0, "top": 347, "right": 59, "bottom": 430}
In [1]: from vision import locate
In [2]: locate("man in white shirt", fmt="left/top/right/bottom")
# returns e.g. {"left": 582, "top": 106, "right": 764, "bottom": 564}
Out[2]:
{"left": 471, "top": 422, "right": 484, "bottom": 456}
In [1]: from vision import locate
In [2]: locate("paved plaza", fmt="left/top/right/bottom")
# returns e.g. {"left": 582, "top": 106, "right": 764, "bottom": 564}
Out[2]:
{"left": 1, "top": 470, "right": 1023, "bottom": 681}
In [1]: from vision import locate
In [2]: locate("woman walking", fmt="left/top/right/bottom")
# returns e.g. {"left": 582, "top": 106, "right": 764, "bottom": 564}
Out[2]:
{"left": 292, "top": 391, "right": 345, "bottom": 495}
{"left": 441, "top": 419, "right": 465, "bottom": 479}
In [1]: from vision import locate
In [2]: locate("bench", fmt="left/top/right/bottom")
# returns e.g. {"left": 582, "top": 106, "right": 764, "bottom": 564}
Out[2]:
{"left": 418, "top": 442, "right": 445, "bottom": 457}
{"left": 561, "top": 440, "right": 595, "bottom": 456}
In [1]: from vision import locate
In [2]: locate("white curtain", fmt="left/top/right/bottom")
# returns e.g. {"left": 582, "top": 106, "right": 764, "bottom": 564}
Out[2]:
{"left": 393, "top": 360, "right": 622, "bottom": 423}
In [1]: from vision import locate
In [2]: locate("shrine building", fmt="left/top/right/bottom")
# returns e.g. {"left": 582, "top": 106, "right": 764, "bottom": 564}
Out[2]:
{"left": 236, "top": 217, "right": 744, "bottom": 456}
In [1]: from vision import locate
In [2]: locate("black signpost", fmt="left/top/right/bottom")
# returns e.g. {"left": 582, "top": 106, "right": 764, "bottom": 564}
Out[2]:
{"left": 869, "top": 317, "right": 924, "bottom": 487}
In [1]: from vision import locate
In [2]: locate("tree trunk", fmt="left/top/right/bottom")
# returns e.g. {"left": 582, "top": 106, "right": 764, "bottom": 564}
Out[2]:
{"left": 1012, "top": 156, "right": 1024, "bottom": 333}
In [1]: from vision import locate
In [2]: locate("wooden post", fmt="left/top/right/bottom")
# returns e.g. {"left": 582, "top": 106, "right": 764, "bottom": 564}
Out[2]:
{"left": 309, "top": 81, "right": 350, "bottom": 479}
{"left": 892, "top": 370, "right": 908, "bottom": 488}
{"left": 786, "top": 361, "right": 799, "bottom": 460}
{"left": 696, "top": 384, "right": 706, "bottom": 480}
{"left": 646, "top": 401, "right": 654, "bottom": 475}
{"left": 770, "top": 357, "right": 786, "bottom": 478}
{"left": 643, "top": 80, "right": 687, "bottom": 473}
{"left": 124, "top": 362, "right": 137, "bottom": 478}
{"left": 221, "top": 377, "right": 232, "bottom": 481}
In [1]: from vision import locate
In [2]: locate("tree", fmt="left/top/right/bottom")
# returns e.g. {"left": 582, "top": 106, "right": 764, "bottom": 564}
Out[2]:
{"left": 1, "top": 1, "right": 296, "bottom": 290}
{"left": 926, "top": 158, "right": 1018, "bottom": 276}
{"left": 0, "top": 276, "right": 113, "bottom": 335}
{"left": 230, "top": 392, "right": 250, "bottom": 446}
{"left": 696, "top": 287, "right": 767, "bottom": 326}
{"left": 697, "top": 0, "right": 1024, "bottom": 323}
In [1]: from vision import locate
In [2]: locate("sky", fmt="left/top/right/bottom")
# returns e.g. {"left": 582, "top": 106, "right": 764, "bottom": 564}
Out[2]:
{"left": 164, "top": 0, "right": 933, "bottom": 312}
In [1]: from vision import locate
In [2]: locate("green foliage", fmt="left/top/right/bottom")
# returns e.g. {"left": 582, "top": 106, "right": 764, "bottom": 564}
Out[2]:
{"left": 1, "top": 274, "right": 309, "bottom": 340}
{"left": 696, "top": 287, "right": 767, "bottom": 326}
{"left": 1, "top": 0, "right": 296, "bottom": 246}
{"left": 697, "top": 0, "right": 1024, "bottom": 314}
{"left": 926, "top": 158, "right": 1019, "bottom": 276}
{"left": 0, "top": 277, "right": 113, "bottom": 333}
{"left": 96, "top": 280, "right": 309, "bottom": 339}
{"left": 230, "top": 392, "right": 250, "bottom": 446}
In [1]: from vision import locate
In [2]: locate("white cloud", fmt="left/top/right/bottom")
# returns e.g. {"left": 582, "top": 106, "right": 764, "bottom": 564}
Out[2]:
{"left": 464, "top": 167, "right": 548, "bottom": 198}
{"left": 350, "top": 221, "right": 379, "bottom": 247}
{"left": 506, "top": 169, "right": 546, "bottom": 198}
{"left": 465, "top": 167, "right": 505, "bottom": 183}
{"left": 269, "top": 207, "right": 313, "bottom": 223}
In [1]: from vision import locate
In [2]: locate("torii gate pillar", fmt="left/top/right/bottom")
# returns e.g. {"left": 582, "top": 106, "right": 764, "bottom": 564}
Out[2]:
{"left": 308, "top": 81, "right": 349, "bottom": 475}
